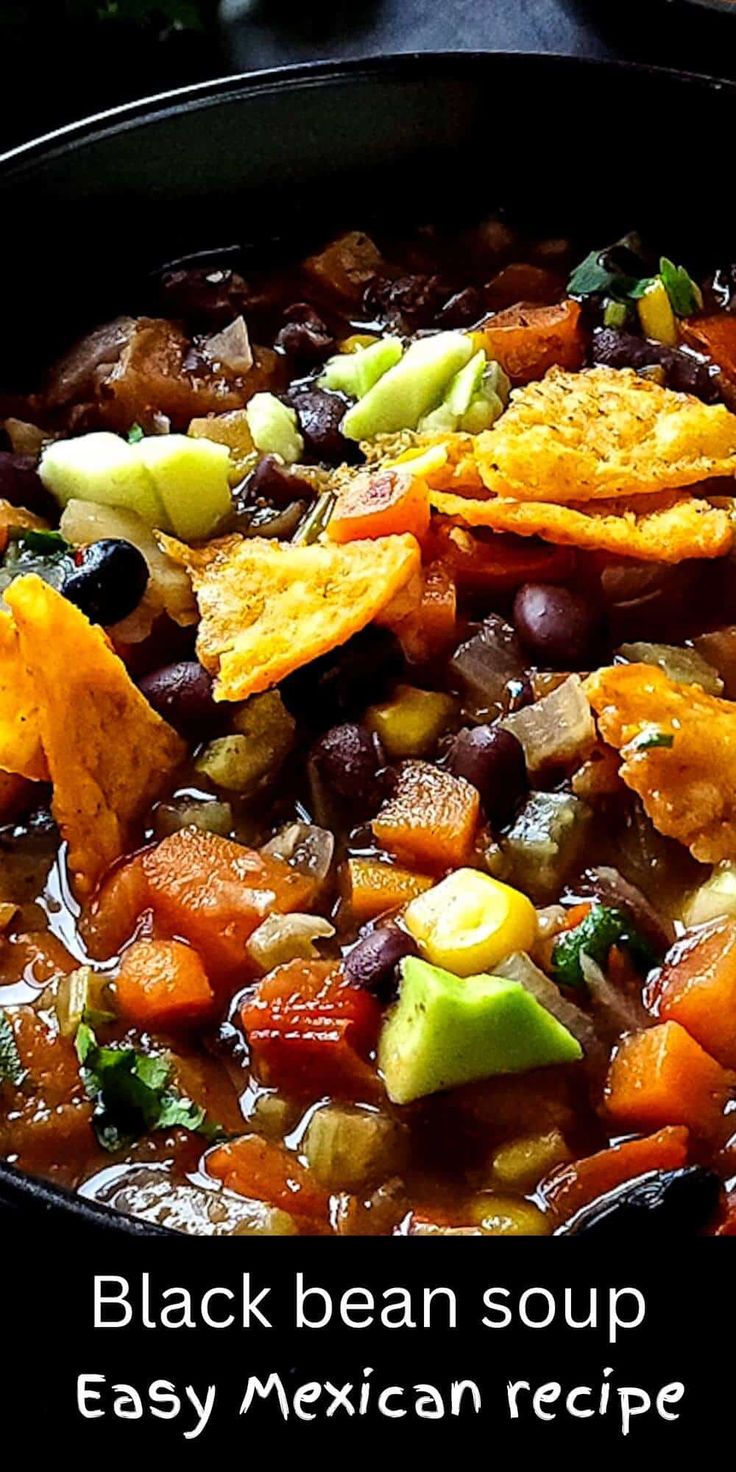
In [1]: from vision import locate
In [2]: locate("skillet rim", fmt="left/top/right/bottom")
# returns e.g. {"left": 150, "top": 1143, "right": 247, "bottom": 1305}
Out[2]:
{"left": 0, "top": 47, "right": 733, "bottom": 1235}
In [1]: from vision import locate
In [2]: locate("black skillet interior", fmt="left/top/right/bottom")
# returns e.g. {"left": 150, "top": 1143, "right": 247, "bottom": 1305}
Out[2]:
{"left": 0, "top": 50, "right": 734, "bottom": 1229}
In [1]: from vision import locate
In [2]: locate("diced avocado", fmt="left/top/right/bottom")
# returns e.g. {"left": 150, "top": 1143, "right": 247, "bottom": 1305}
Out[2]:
{"left": 319, "top": 336, "right": 403, "bottom": 399}
{"left": 402, "top": 867, "right": 537, "bottom": 977}
{"left": 245, "top": 393, "right": 303, "bottom": 463}
{"left": 341, "top": 331, "right": 474, "bottom": 441}
{"left": 40, "top": 432, "right": 165, "bottom": 527}
{"left": 365, "top": 684, "right": 456, "bottom": 759}
{"left": 378, "top": 956, "right": 582, "bottom": 1105}
{"left": 136, "top": 434, "right": 232, "bottom": 541}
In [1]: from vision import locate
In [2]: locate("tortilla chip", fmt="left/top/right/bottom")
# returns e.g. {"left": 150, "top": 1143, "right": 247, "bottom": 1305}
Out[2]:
{"left": 585, "top": 662, "right": 736, "bottom": 863}
{"left": 0, "top": 499, "right": 47, "bottom": 554}
{"left": 159, "top": 531, "right": 421, "bottom": 702}
{"left": 428, "top": 487, "right": 733, "bottom": 562}
{"left": 469, "top": 366, "right": 736, "bottom": 503}
{"left": 0, "top": 609, "right": 47, "bottom": 781}
{"left": 4, "top": 575, "right": 186, "bottom": 899}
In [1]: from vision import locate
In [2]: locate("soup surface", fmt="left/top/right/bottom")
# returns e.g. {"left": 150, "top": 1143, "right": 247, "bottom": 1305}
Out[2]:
{"left": 0, "top": 220, "right": 735, "bottom": 1236}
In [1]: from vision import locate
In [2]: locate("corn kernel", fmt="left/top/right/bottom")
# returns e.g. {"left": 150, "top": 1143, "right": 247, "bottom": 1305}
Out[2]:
{"left": 490, "top": 1128, "right": 572, "bottom": 1190}
{"left": 471, "top": 1193, "right": 550, "bottom": 1236}
{"left": 366, "top": 684, "right": 456, "bottom": 759}
{"left": 338, "top": 333, "right": 379, "bottom": 353}
{"left": 403, "top": 867, "right": 537, "bottom": 977}
{"left": 637, "top": 279, "right": 678, "bottom": 347}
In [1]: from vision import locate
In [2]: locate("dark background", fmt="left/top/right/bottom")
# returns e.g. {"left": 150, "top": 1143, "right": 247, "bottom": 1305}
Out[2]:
{"left": 3, "top": 0, "right": 736, "bottom": 154}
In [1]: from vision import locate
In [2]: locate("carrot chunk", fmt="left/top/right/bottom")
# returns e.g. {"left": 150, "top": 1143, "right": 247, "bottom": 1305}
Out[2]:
{"left": 141, "top": 829, "right": 316, "bottom": 986}
{"left": 116, "top": 938, "right": 214, "bottom": 1029}
{"left": 206, "top": 1134, "right": 327, "bottom": 1218}
{"left": 542, "top": 1126, "right": 690, "bottom": 1223}
{"left": 680, "top": 314, "right": 736, "bottom": 387}
{"left": 372, "top": 760, "right": 480, "bottom": 870}
{"left": 473, "top": 299, "right": 585, "bottom": 384}
{"left": 653, "top": 919, "right": 736, "bottom": 1068}
{"left": 80, "top": 854, "right": 151, "bottom": 961}
{"left": 605, "top": 1021, "right": 735, "bottom": 1137}
{"left": 392, "top": 560, "right": 457, "bottom": 663}
{"left": 328, "top": 468, "right": 430, "bottom": 543}
{"left": 241, "top": 959, "right": 381, "bottom": 1101}
{"left": 346, "top": 857, "right": 434, "bottom": 922}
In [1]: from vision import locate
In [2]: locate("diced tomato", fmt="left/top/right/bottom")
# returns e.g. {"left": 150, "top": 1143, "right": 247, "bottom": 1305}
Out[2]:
{"left": 605, "top": 1022, "right": 735, "bottom": 1138}
{"left": 652, "top": 919, "right": 736, "bottom": 1068}
{"left": 680, "top": 314, "right": 736, "bottom": 387}
{"left": 241, "top": 959, "right": 382, "bottom": 1101}
{"left": 328, "top": 468, "right": 430, "bottom": 543}
{"left": 141, "top": 829, "right": 316, "bottom": 987}
{"left": 206, "top": 1133, "right": 328, "bottom": 1218}
{"left": 542, "top": 1126, "right": 690, "bottom": 1223}
{"left": 116, "top": 938, "right": 215, "bottom": 1029}
{"left": 424, "top": 518, "right": 575, "bottom": 597}
{"left": 473, "top": 298, "right": 586, "bottom": 383}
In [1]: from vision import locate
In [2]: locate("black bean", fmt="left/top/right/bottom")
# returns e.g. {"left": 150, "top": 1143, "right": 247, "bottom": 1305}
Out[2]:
{"left": 61, "top": 538, "right": 148, "bottom": 626}
{"left": 437, "top": 286, "right": 484, "bottom": 328}
{"left": 366, "top": 273, "right": 448, "bottom": 332}
{"left": 288, "top": 386, "right": 360, "bottom": 466}
{"left": 311, "top": 722, "right": 380, "bottom": 809}
{"left": 138, "top": 659, "right": 219, "bottom": 739}
{"left": 0, "top": 452, "right": 56, "bottom": 518}
{"left": 275, "top": 303, "right": 334, "bottom": 366}
{"left": 448, "top": 725, "right": 527, "bottom": 827}
{"left": 592, "top": 327, "right": 721, "bottom": 403}
{"left": 157, "top": 266, "right": 250, "bottom": 328}
{"left": 344, "top": 927, "right": 418, "bottom": 1002}
{"left": 512, "top": 582, "right": 599, "bottom": 669}
{"left": 284, "top": 627, "right": 404, "bottom": 721}
{"left": 561, "top": 1166, "right": 723, "bottom": 1238}
{"left": 246, "top": 454, "right": 314, "bottom": 508}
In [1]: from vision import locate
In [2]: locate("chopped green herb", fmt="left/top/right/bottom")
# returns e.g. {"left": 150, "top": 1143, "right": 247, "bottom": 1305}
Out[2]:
{"left": 551, "top": 904, "right": 655, "bottom": 990}
{"left": 567, "top": 250, "right": 641, "bottom": 302}
{"left": 658, "top": 257, "right": 703, "bottom": 318}
{"left": 568, "top": 245, "right": 701, "bottom": 321}
{"left": 293, "top": 490, "right": 336, "bottom": 545}
{"left": 75, "top": 1022, "right": 220, "bottom": 1151}
{"left": 0, "top": 529, "right": 73, "bottom": 601}
{"left": 0, "top": 1009, "right": 26, "bottom": 1088}
{"left": 13, "top": 529, "right": 70, "bottom": 557}
{"left": 629, "top": 727, "right": 675, "bottom": 752}
{"left": 127, "top": 423, "right": 145, "bottom": 444}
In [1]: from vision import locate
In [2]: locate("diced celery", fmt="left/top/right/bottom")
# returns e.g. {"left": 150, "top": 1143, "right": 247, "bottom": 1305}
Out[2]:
{"left": 196, "top": 690, "right": 295, "bottom": 794}
{"left": 501, "top": 791, "right": 592, "bottom": 902}
{"left": 56, "top": 966, "right": 115, "bottom": 1037}
{"left": 245, "top": 393, "right": 304, "bottom": 463}
{"left": 490, "top": 1129, "right": 572, "bottom": 1190}
{"left": 319, "top": 335, "right": 403, "bottom": 399}
{"left": 342, "top": 331, "right": 474, "bottom": 440}
{"left": 617, "top": 641, "right": 722, "bottom": 695}
{"left": 365, "top": 684, "right": 456, "bottom": 759}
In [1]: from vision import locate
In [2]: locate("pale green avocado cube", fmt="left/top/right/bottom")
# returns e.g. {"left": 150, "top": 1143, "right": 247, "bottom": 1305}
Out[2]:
{"left": 319, "top": 335, "right": 403, "bottom": 399}
{"left": 378, "top": 956, "right": 583, "bottom": 1105}
{"left": 341, "top": 331, "right": 474, "bottom": 440}
{"left": 40, "top": 432, "right": 165, "bottom": 527}
{"left": 136, "top": 433, "right": 232, "bottom": 541}
{"left": 418, "top": 354, "right": 509, "bottom": 435}
{"left": 245, "top": 393, "right": 304, "bottom": 463}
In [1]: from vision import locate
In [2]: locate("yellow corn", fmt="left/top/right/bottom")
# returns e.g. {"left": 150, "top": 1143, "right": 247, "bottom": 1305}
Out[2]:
{"left": 403, "top": 867, "right": 537, "bottom": 976}
{"left": 490, "top": 1128, "right": 572, "bottom": 1190}
{"left": 471, "top": 1193, "right": 550, "bottom": 1236}
{"left": 637, "top": 278, "right": 678, "bottom": 347}
{"left": 337, "top": 333, "right": 379, "bottom": 353}
{"left": 366, "top": 684, "right": 456, "bottom": 759}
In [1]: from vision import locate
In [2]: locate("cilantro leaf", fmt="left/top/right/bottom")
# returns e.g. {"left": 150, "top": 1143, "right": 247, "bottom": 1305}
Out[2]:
{"left": 0, "top": 1009, "right": 26, "bottom": 1087}
{"left": 75, "top": 1024, "right": 216, "bottom": 1152}
{"left": 127, "top": 423, "right": 145, "bottom": 444}
{"left": 659, "top": 257, "right": 703, "bottom": 318}
{"left": 551, "top": 904, "right": 655, "bottom": 990}
{"left": 629, "top": 727, "right": 675, "bottom": 753}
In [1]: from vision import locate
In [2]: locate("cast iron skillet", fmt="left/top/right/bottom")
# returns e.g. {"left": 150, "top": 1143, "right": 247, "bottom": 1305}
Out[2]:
{"left": 0, "top": 51, "right": 734, "bottom": 1232}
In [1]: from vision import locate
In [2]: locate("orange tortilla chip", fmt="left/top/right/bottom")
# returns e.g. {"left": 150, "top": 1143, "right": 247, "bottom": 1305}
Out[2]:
{"left": 0, "top": 609, "right": 47, "bottom": 781}
{"left": 159, "top": 531, "right": 421, "bottom": 702}
{"left": 428, "top": 487, "right": 733, "bottom": 562}
{"left": 585, "top": 662, "right": 736, "bottom": 863}
{"left": 449, "top": 366, "right": 736, "bottom": 503}
{"left": 4, "top": 575, "right": 185, "bottom": 899}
